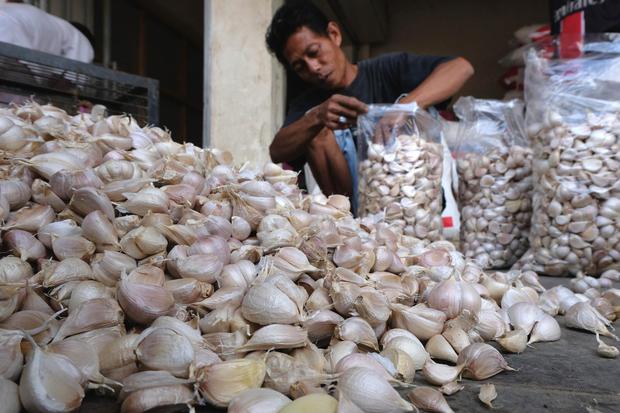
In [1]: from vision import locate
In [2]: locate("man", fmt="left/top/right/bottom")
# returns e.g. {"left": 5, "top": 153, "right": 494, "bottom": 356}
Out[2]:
{"left": 265, "top": 0, "right": 473, "bottom": 203}
{"left": 0, "top": 1, "right": 94, "bottom": 63}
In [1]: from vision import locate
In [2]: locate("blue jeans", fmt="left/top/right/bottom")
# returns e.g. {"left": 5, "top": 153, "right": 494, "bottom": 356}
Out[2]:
{"left": 334, "top": 128, "right": 358, "bottom": 216}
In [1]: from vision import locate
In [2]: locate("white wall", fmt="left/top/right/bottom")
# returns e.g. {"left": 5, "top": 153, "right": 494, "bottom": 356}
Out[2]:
{"left": 369, "top": 0, "right": 549, "bottom": 99}
{"left": 204, "top": 0, "right": 285, "bottom": 166}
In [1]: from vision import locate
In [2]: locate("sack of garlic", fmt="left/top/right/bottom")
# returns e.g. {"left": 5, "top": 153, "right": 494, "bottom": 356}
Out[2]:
{"left": 520, "top": 35, "right": 620, "bottom": 275}
{"left": 357, "top": 103, "right": 444, "bottom": 243}
{"left": 450, "top": 97, "right": 533, "bottom": 269}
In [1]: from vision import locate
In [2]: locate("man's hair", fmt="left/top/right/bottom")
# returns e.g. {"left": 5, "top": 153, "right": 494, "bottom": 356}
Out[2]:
{"left": 265, "top": 0, "right": 329, "bottom": 65}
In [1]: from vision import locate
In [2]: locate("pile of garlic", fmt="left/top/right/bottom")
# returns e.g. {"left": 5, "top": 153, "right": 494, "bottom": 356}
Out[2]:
{"left": 358, "top": 134, "right": 444, "bottom": 242}
{"left": 0, "top": 101, "right": 617, "bottom": 413}
{"left": 457, "top": 145, "right": 533, "bottom": 269}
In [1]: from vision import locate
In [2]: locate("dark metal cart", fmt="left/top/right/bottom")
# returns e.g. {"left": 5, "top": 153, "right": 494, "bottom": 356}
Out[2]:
{"left": 0, "top": 41, "right": 158, "bottom": 125}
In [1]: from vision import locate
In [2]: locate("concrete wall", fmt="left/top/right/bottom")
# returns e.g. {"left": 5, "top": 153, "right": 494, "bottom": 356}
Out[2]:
{"left": 204, "top": 0, "right": 285, "bottom": 166}
{"left": 369, "top": 0, "right": 549, "bottom": 99}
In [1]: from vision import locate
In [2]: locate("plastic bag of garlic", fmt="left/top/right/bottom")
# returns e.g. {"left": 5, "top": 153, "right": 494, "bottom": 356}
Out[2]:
{"left": 356, "top": 103, "right": 444, "bottom": 243}
{"left": 518, "top": 35, "right": 620, "bottom": 276}
{"left": 450, "top": 97, "right": 533, "bottom": 269}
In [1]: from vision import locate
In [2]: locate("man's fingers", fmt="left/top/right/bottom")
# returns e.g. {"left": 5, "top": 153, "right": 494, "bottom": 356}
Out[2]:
{"left": 333, "top": 94, "right": 368, "bottom": 114}
{"left": 330, "top": 103, "right": 358, "bottom": 120}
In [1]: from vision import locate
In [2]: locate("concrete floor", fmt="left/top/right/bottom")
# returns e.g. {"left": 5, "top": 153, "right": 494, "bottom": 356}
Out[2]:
{"left": 79, "top": 276, "right": 620, "bottom": 413}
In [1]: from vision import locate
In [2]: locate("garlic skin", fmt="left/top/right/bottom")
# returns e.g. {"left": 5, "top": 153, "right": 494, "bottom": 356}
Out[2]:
{"left": 337, "top": 367, "right": 414, "bottom": 413}
{"left": 478, "top": 383, "right": 497, "bottom": 408}
{"left": 228, "top": 388, "right": 291, "bottom": 413}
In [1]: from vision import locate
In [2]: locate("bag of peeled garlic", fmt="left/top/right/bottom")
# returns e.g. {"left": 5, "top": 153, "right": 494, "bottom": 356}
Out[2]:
{"left": 357, "top": 103, "right": 444, "bottom": 243}
{"left": 520, "top": 34, "right": 620, "bottom": 275}
{"left": 450, "top": 97, "right": 533, "bottom": 269}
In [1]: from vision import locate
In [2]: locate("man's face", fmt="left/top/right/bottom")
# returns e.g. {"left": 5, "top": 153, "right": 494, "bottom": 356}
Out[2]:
{"left": 283, "top": 22, "right": 347, "bottom": 89}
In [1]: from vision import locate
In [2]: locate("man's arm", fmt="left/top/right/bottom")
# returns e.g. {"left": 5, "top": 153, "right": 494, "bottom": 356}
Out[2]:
{"left": 269, "top": 94, "right": 367, "bottom": 164}
{"left": 399, "top": 57, "right": 474, "bottom": 108}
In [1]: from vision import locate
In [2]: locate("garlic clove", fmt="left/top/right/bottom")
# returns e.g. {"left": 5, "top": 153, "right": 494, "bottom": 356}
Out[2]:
{"left": 335, "top": 353, "right": 395, "bottom": 381}
{"left": 379, "top": 348, "right": 416, "bottom": 383}
{"left": 197, "top": 358, "right": 267, "bottom": 407}
{"left": 37, "top": 219, "right": 83, "bottom": 249}
{"left": 421, "top": 359, "right": 463, "bottom": 386}
{"left": 565, "top": 302, "right": 618, "bottom": 339}
{"left": 528, "top": 313, "right": 561, "bottom": 344}
{"left": 228, "top": 388, "right": 291, "bottom": 413}
{"left": 120, "top": 384, "right": 194, "bottom": 413}
{"left": 3, "top": 204, "right": 55, "bottom": 233}
{"left": 427, "top": 276, "right": 481, "bottom": 320}
{"left": 3, "top": 229, "right": 47, "bottom": 261}
{"left": 390, "top": 303, "right": 446, "bottom": 341}
{"left": 52, "top": 235, "right": 96, "bottom": 261}
{"left": 120, "top": 226, "right": 168, "bottom": 260}
{"left": 278, "top": 393, "right": 337, "bottom": 413}
{"left": 457, "top": 343, "right": 515, "bottom": 380}
{"left": 408, "top": 386, "right": 454, "bottom": 413}
{"left": 67, "top": 281, "right": 115, "bottom": 312}
{"left": 302, "top": 309, "right": 343, "bottom": 343}
{"left": 478, "top": 383, "right": 497, "bottom": 408}
{"left": 325, "top": 340, "right": 358, "bottom": 373}
{"left": 442, "top": 326, "right": 471, "bottom": 354}
{"left": 337, "top": 367, "right": 414, "bottom": 412}
{"left": 0, "top": 332, "right": 25, "bottom": 381}
{"left": 425, "top": 334, "right": 459, "bottom": 364}
{"left": 164, "top": 278, "right": 213, "bottom": 304}
{"left": 91, "top": 250, "right": 137, "bottom": 286}
{"left": 99, "top": 333, "right": 141, "bottom": 373}
{"left": 0, "top": 377, "right": 21, "bottom": 413}
{"left": 241, "top": 282, "right": 301, "bottom": 325}
{"left": 135, "top": 327, "right": 194, "bottom": 378}
{"left": 335, "top": 317, "right": 379, "bottom": 351}
{"left": 81, "top": 210, "right": 120, "bottom": 252}
{"left": 237, "top": 324, "right": 308, "bottom": 353}
{"left": 596, "top": 334, "right": 619, "bottom": 358}
{"left": 117, "top": 277, "right": 175, "bottom": 325}
{"left": 19, "top": 336, "right": 85, "bottom": 413}
{"left": 498, "top": 329, "right": 528, "bottom": 353}
{"left": 69, "top": 186, "right": 115, "bottom": 221}
{"left": 440, "top": 381, "right": 464, "bottom": 395}
{"left": 507, "top": 302, "right": 543, "bottom": 335}
{"left": 53, "top": 297, "right": 124, "bottom": 343}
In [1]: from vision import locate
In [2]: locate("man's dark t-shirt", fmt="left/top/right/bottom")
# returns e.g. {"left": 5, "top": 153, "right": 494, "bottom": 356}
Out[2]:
{"left": 282, "top": 52, "right": 452, "bottom": 173}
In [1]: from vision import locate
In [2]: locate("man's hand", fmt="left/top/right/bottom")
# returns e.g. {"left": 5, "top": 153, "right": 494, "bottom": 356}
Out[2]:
{"left": 373, "top": 111, "right": 410, "bottom": 146}
{"left": 312, "top": 94, "right": 368, "bottom": 130}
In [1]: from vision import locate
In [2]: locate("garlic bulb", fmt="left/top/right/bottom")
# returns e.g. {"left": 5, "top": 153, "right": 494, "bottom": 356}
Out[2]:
{"left": 337, "top": 367, "right": 414, "bottom": 413}
{"left": 197, "top": 358, "right": 267, "bottom": 407}
{"left": 408, "top": 386, "right": 454, "bottom": 413}
{"left": 457, "top": 343, "right": 515, "bottom": 380}
{"left": 427, "top": 276, "right": 481, "bottom": 319}
{"left": 228, "top": 388, "right": 291, "bottom": 413}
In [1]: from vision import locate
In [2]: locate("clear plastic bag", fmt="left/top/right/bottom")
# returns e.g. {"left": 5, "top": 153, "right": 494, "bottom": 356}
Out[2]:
{"left": 519, "top": 34, "right": 620, "bottom": 276}
{"left": 356, "top": 103, "right": 444, "bottom": 243}
{"left": 449, "top": 97, "right": 533, "bottom": 269}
